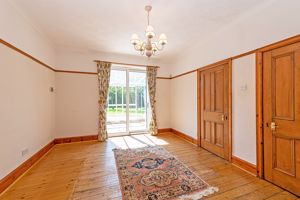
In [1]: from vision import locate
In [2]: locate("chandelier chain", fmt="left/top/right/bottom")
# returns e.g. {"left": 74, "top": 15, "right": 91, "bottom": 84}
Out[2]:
{"left": 147, "top": 10, "right": 150, "bottom": 26}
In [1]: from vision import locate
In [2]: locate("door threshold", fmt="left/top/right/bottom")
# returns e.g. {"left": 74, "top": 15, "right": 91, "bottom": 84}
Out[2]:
{"left": 108, "top": 131, "right": 148, "bottom": 138}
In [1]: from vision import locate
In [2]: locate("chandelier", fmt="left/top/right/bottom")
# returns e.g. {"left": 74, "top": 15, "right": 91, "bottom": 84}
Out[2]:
{"left": 130, "top": 5, "right": 168, "bottom": 58}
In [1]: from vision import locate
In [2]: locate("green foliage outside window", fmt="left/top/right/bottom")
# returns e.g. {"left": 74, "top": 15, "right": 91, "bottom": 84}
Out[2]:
{"left": 107, "top": 85, "right": 146, "bottom": 114}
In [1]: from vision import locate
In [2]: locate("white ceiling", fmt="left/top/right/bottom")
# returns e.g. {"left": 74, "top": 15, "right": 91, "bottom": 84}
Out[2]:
{"left": 12, "top": 0, "right": 268, "bottom": 60}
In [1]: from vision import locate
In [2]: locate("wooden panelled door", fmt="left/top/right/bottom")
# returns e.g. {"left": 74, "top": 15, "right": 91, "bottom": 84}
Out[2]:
{"left": 200, "top": 63, "right": 230, "bottom": 160}
{"left": 263, "top": 42, "right": 300, "bottom": 196}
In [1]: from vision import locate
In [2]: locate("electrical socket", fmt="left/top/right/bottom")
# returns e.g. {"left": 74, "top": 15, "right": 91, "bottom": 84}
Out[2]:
{"left": 21, "top": 148, "right": 29, "bottom": 157}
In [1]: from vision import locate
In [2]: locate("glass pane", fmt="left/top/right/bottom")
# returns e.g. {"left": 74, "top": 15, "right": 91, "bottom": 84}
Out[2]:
{"left": 107, "top": 70, "right": 127, "bottom": 135}
{"left": 129, "top": 71, "right": 147, "bottom": 132}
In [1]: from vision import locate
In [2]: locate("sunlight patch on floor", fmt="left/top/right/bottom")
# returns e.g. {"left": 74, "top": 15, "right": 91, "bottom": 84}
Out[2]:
{"left": 108, "top": 134, "right": 169, "bottom": 149}
{"left": 144, "top": 134, "right": 169, "bottom": 145}
{"left": 108, "top": 137, "right": 128, "bottom": 149}
{"left": 123, "top": 136, "right": 149, "bottom": 148}
{"left": 131, "top": 135, "right": 156, "bottom": 146}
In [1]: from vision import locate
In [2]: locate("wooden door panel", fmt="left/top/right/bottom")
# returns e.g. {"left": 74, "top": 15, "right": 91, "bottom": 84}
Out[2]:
{"left": 215, "top": 123, "right": 224, "bottom": 147}
{"left": 204, "top": 73, "right": 211, "bottom": 111}
{"left": 202, "top": 112, "right": 223, "bottom": 122}
{"left": 214, "top": 69, "right": 224, "bottom": 113}
{"left": 272, "top": 53, "right": 295, "bottom": 120}
{"left": 204, "top": 121, "right": 211, "bottom": 142}
{"left": 200, "top": 64, "right": 229, "bottom": 160}
{"left": 273, "top": 136, "right": 295, "bottom": 176}
{"left": 263, "top": 42, "right": 300, "bottom": 196}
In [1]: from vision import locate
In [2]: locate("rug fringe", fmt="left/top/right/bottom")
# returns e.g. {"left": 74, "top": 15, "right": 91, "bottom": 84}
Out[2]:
{"left": 177, "top": 187, "right": 219, "bottom": 200}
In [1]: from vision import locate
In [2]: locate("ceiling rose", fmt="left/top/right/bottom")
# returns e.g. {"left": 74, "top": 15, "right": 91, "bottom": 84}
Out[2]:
{"left": 130, "top": 5, "right": 168, "bottom": 58}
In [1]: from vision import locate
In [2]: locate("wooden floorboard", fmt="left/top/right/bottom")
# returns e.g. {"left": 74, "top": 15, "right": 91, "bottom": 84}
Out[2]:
{"left": 0, "top": 133, "right": 298, "bottom": 200}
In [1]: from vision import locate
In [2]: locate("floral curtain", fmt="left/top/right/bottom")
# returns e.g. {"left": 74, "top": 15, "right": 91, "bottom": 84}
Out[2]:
{"left": 97, "top": 61, "right": 111, "bottom": 141}
{"left": 147, "top": 66, "right": 158, "bottom": 135}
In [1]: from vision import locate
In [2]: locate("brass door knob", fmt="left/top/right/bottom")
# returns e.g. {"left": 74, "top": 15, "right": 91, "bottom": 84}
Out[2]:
{"left": 270, "top": 122, "right": 279, "bottom": 131}
{"left": 221, "top": 114, "right": 227, "bottom": 121}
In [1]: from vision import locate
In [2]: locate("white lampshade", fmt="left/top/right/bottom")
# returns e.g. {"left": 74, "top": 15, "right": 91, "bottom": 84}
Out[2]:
{"left": 159, "top": 33, "right": 167, "bottom": 45}
{"left": 131, "top": 34, "right": 140, "bottom": 45}
{"left": 145, "top": 25, "right": 155, "bottom": 38}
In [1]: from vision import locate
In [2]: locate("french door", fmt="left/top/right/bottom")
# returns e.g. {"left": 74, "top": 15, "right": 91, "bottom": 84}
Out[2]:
{"left": 107, "top": 67, "right": 148, "bottom": 136}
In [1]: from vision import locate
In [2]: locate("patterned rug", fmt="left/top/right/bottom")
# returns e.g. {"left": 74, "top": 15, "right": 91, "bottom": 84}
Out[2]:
{"left": 113, "top": 146, "right": 218, "bottom": 200}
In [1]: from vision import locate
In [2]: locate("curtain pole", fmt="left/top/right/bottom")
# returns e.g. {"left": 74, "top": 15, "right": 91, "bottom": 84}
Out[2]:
{"left": 94, "top": 60, "right": 159, "bottom": 68}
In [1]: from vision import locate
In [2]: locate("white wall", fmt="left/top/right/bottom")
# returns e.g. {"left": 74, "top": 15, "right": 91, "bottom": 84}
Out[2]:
{"left": 170, "top": 72, "right": 197, "bottom": 139}
{"left": 55, "top": 73, "right": 98, "bottom": 138}
{"left": 232, "top": 54, "right": 256, "bottom": 165}
{"left": 0, "top": 0, "right": 57, "bottom": 180}
{"left": 170, "top": 0, "right": 300, "bottom": 76}
{"left": 0, "top": 0, "right": 56, "bottom": 66}
{"left": 156, "top": 79, "right": 171, "bottom": 129}
{"left": 55, "top": 47, "right": 171, "bottom": 77}
{"left": 55, "top": 73, "right": 170, "bottom": 138}
{"left": 0, "top": 43, "right": 55, "bottom": 179}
